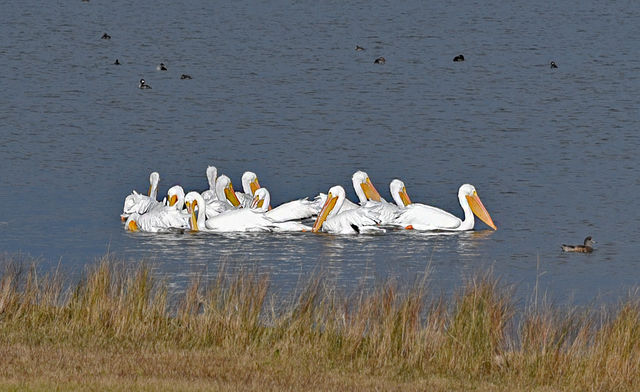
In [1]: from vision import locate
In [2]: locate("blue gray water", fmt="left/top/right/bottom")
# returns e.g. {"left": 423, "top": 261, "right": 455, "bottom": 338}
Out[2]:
{"left": 1, "top": 0, "right": 639, "bottom": 303}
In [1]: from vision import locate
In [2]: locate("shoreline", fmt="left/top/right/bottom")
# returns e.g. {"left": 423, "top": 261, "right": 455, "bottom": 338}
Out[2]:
{"left": 1, "top": 253, "right": 639, "bottom": 390}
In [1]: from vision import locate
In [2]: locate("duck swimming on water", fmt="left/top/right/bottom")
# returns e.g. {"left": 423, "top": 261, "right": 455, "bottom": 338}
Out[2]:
{"left": 374, "top": 57, "right": 386, "bottom": 64}
{"left": 561, "top": 236, "right": 594, "bottom": 253}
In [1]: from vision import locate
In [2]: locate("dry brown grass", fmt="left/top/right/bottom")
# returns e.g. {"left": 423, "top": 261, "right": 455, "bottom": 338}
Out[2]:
{"left": 1, "top": 253, "right": 639, "bottom": 391}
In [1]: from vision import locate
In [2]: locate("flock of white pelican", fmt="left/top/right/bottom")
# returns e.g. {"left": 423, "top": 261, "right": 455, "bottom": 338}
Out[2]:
{"left": 121, "top": 167, "right": 497, "bottom": 235}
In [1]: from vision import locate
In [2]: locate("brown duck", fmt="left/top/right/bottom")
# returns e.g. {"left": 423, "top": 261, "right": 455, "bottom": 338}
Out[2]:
{"left": 561, "top": 236, "right": 594, "bottom": 253}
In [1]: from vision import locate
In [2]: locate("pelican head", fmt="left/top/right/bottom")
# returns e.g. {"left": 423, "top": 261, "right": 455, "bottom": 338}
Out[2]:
{"left": 206, "top": 166, "right": 218, "bottom": 190}
{"left": 215, "top": 175, "right": 242, "bottom": 207}
{"left": 459, "top": 184, "right": 497, "bottom": 230}
{"left": 241, "top": 171, "right": 261, "bottom": 196}
{"left": 352, "top": 170, "right": 382, "bottom": 203}
{"left": 251, "top": 188, "right": 271, "bottom": 212}
{"left": 167, "top": 185, "right": 185, "bottom": 209}
{"left": 390, "top": 179, "right": 411, "bottom": 207}
{"left": 148, "top": 172, "right": 160, "bottom": 198}
{"left": 185, "top": 191, "right": 206, "bottom": 231}
{"left": 312, "top": 185, "right": 346, "bottom": 232}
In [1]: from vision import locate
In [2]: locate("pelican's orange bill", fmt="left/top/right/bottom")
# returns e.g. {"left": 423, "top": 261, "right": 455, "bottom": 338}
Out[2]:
{"left": 312, "top": 193, "right": 338, "bottom": 232}
{"left": 250, "top": 178, "right": 261, "bottom": 195}
{"left": 186, "top": 200, "right": 199, "bottom": 231}
{"left": 225, "top": 183, "right": 242, "bottom": 207}
{"left": 361, "top": 177, "right": 382, "bottom": 202}
{"left": 399, "top": 186, "right": 412, "bottom": 206}
{"left": 128, "top": 220, "right": 139, "bottom": 232}
{"left": 169, "top": 195, "right": 178, "bottom": 206}
{"left": 466, "top": 192, "right": 497, "bottom": 230}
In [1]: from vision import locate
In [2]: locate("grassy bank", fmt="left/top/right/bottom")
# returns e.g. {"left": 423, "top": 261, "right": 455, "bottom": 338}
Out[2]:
{"left": 1, "top": 254, "right": 639, "bottom": 391}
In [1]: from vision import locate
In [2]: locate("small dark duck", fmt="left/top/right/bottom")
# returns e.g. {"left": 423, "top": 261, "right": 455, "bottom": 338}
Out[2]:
{"left": 355, "top": 45, "right": 365, "bottom": 51}
{"left": 550, "top": 61, "right": 558, "bottom": 69}
{"left": 114, "top": 59, "right": 120, "bottom": 65}
{"left": 101, "top": 33, "right": 111, "bottom": 40}
{"left": 138, "top": 79, "right": 152, "bottom": 89}
{"left": 561, "top": 236, "right": 594, "bottom": 253}
{"left": 374, "top": 57, "right": 386, "bottom": 64}
{"left": 453, "top": 54, "right": 465, "bottom": 62}
{"left": 180, "top": 74, "right": 192, "bottom": 80}
{"left": 158, "top": 63, "right": 167, "bottom": 71}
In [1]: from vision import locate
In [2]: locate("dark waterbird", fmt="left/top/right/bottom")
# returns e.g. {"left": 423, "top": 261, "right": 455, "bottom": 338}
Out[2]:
{"left": 180, "top": 74, "right": 192, "bottom": 80}
{"left": 355, "top": 45, "right": 365, "bottom": 51}
{"left": 550, "top": 61, "right": 558, "bottom": 69}
{"left": 374, "top": 57, "right": 386, "bottom": 64}
{"left": 561, "top": 236, "right": 594, "bottom": 253}
{"left": 453, "top": 54, "right": 465, "bottom": 62}
{"left": 138, "top": 79, "right": 152, "bottom": 89}
{"left": 101, "top": 33, "right": 111, "bottom": 40}
{"left": 114, "top": 59, "right": 120, "bottom": 65}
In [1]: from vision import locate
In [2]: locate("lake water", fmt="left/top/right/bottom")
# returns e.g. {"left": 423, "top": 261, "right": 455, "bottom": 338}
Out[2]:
{"left": 1, "top": 0, "right": 639, "bottom": 304}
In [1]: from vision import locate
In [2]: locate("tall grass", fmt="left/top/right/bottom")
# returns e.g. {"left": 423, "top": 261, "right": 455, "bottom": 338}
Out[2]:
{"left": 1, "top": 253, "right": 639, "bottom": 390}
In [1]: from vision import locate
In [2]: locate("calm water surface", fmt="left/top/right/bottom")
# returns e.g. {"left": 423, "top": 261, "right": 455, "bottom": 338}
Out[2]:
{"left": 1, "top": 0, "right": 639, "bottom": 303}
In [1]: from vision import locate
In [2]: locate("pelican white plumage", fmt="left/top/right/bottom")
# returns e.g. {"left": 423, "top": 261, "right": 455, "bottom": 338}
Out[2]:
{"left": 389, "top": 179, "right": 412, "bottom": 207}
{"left": 121, "top": 171, "right": 162, "bottom": 221}
{"left": 185, "top": 191, "right": 304, "bottom": 232}
{"left": 249, "top": 187, "right": 320, "bottom": 222}
{"left": 251, "top": 188, "right": 312, "bottom": 231}
{"left": 204, "top": 174, "right": 242, "bottom": 219}
{"left": 312, "top": 186, "right": 383, "bottom": 234}
{"left": 125, "top": 185, "right": 189, "bottom": 232}
{"left": 351, "top": 171, "right": 400, "bottom": 224}
{"left": 201, "top": 166, "right": 218, "bottom": 203}
{"left": 392, "top": 184, "right": 497, "bottom": 231}
{"left": 235, "top": 171, "right": 262, "bottom": 208}
{"left": 352, "top": 170, "right": 384, "bottom": 203}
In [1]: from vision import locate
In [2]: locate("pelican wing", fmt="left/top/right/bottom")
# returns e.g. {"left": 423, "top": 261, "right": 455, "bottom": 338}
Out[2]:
{"left": 266, "top": 198, "right": 319, "bottom": 222}
{"left": 205, "top": 200, "right": 233, "bottom": 219}
{"left": 204, "top": 209, "right": 274, "bottom": 232}
{"left": 129, "top": 207, "right": 189, "bottom": 232}
{"left": 235, "top": 192, "right": 254, "bottom": 208}
{"left": 202, "top": 189, "right": 217, "bottom": 203}
{"left": 270, "top": 220, "right": 312, "bottom": 232}
{"left": 362, "top": 200, "right": 401, "bottom": 225}
{"left": 323, "top": 207, "right": 382, "bottom": 234}
{"left": 121, "top": 191, "right": 162, "bottom": 219}
{"left": 393, "top": 204, "right": 462, "bottom": 230}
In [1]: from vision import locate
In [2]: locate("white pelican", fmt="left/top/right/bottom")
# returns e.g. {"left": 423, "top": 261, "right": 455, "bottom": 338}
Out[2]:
{"left": 125, "top": 185, "right": 189, "bottom": 232}
{"left": 235, "top": 171, "right": 262, "bottom": 208}
{"left": 251, "top": 188, "right": 312, "bottom": 231}
{"left": 311, "top": 186, "right": 383, "bottom": 234}
{"left": 352, "top": 170, "right": 384, "bottom": 203}
{"left": 201, "top": 166, "right": 218, "bottom": 203}
{"left": 249, "top": 188, "right": 320, "bottom": 222}
{"left": 121, "top": 171, "right": 161, "bottom": 221}
{"left": 204, "top": 174, "right": 243, "bottom": 219}
{"left": 392, "top": 184, "right": 497, "bottom": 231}
{"left": 389, "top": 179, "right": 412, "bottom": 207}
{"left": 351, "top": 171, "right": 401, "bottom": 224}
{"left": 185, "top": 191, "right": 305, "bottom": 232}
